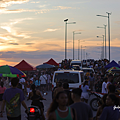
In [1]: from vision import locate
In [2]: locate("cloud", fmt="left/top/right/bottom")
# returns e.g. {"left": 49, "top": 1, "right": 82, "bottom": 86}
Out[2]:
{"left": 31, "top": 1, "right": 40, "bottom": 4}
{"left": 55, "top": 6, "right": 72, "bottom": 10}
{"left": 1, "top": 18, "right": 33, "bottom": 39}
{"left": 43, "top": 28, "right": 59, "bottom": 32}
{"left": 25, "top": 43, "right": 34, "bottom": 45}
{"left": 45, "top": 43, "right": 60, "bottom": 47}
{"left": 9, "top": 43, "right": 19, "bottom": 45}
{"left": 0, "top": 0, "right": 29, "bottom": 8}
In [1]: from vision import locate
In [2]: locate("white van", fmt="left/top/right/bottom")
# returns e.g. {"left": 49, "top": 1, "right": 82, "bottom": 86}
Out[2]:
{"left": 52, "top": 70, "right": 84, "bottom": 90}
{"left": 70, "top": 60, "right": 82, "bottom": 68}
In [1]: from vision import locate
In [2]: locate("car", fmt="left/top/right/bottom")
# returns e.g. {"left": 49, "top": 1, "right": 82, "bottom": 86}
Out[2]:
{"left": 71, "top": 65, "right": 81, "bottom": 71}
{"left": 82, "top": 60, "right": 87, "bottom": 66}
{"left": 81, "top": 68, "right": 95, "bottom": 76}
{"left": 87, "top": 59, "right": 91, "bottom": 66}
{"left": 70, "top": 60, "right": 82, "bottom": 67}
{"left": 52, "top": 70, "right": 84, "bottom": 92}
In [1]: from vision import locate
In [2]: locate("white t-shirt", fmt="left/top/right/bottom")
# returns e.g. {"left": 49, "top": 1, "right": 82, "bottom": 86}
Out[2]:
{"left": 102, "top": 82, "right": 107, "bottom": 93}
{"left": 19, "top": 78, "right": 25, "bottom": 89}
{"left": 40, "top": 75, "right": 47, "bottom": 84}
{"left": 46, "top": 74, "right": 51, "bottom": 83}
{"left": 30, "top": 77, "right": 33, "bottom": 81}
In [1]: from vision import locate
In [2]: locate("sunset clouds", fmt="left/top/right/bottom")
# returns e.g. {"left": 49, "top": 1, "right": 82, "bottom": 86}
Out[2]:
{"left": 0, "top": 0, "right": 119, "bottom": 66}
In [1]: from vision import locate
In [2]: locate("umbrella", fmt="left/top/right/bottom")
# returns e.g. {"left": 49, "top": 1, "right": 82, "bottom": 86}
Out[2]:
{"left": 107, "top": 67, "right": 120, "bottom": 73}
{"left": 0, "top": 73, "right": 17, "bottom": 77}
{"left": 0, "top": 65, "right": 24, "bottom": 75}
{"left": 36, "top": 64, "right": 55, "bottom": 69}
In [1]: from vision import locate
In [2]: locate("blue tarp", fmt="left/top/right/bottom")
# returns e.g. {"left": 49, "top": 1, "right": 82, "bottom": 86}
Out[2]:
{"left": 105, "top": 60, "right": 120, "bottom": 69}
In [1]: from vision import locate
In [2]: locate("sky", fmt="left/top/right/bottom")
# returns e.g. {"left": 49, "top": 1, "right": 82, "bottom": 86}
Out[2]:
{"left": 0, "top": 0, "right": 120, "bottom": 67}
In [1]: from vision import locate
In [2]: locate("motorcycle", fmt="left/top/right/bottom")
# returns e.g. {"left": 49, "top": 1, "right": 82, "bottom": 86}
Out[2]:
{"left": 25, "top": 105, "right": 42, "bottom": 120}
{"left": 89, "top": 91, "right": 104, "bottom": 111}
{"left": 89, "top": 89, "right": 120, "bottom": 111}
{"left": 25, "top": 93, "right": 47, "bottom": 120}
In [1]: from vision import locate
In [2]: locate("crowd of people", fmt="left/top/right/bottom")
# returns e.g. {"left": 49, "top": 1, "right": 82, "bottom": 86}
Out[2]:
{"left": 0, "top": 58, "right": 120, "bottom": 120}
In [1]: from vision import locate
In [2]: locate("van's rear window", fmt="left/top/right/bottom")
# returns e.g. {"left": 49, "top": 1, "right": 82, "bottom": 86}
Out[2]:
{"left": 54, "top": 73, "right": 79, "bottom": 83}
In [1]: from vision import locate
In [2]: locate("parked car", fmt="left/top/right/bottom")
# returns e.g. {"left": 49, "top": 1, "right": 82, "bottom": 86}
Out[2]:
{"left": 82, "top": 60, "right": 87, "bottom": 66}
{"left": 71, "top": 65, "right": 81, "bottom": 71}
{"left": 70, "top": 60, "right": 82, "bottom": 68}
{"left": 81, "top": 68, "right": 95, "bottom": 76}
{"left": 52, "top": 70, "right": 84, "bottom": 90}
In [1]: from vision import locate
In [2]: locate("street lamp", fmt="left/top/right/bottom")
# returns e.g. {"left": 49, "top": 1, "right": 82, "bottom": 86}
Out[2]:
{"left": 64, "top": 19, "right": 76, "bottom": 60}
{"left": 96, "top": 12, "right": 111, "bottom": 62}
{"left": 78, "top": 40, "right": 80, "bottom": 60}
{"left": 81, "top": 45, "right": 86, "bottom": 62}
{"left": 97, "top": 24, "right": 107, "bottom": 59}
{"left": 73, "top": 31, "right": 81, "bottom": 60}
{"left": 97, "top": 35, "right": 105, "bottom": 59}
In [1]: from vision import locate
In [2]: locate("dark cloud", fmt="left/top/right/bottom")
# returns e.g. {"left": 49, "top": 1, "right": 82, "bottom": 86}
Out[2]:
{"left": 9, "top": 43, "right": 19, "bottom": 45}
{"left": 5, "top": 51, "right": 16, "bottom": 53}
{"left": 45, "top": 43, "right": 60, "bottom": 47}
{"left": 0, "top": 46, "right": 120, "bottom": 65}
{"left": 25, "top": 43, "right": 34, "bottom": 45}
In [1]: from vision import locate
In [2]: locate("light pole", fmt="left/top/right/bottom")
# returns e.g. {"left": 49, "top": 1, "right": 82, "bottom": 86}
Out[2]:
{"left": 97, "top": 35, "right": 105, "bottom": 59}
{"left": 96, "top": 12, "right": 111, "bottom": 62}
{"left": 64, "top": 19, "right": 76, "bottom": 60}
{"left": 73, "top": 31, "right": 81, "bottom": 60}
{"left": 78, "top": 40, "right": 80, "bottom": 60}
{"left": 97, "top": 24, "right": 107, "bottom": 59}
{"left": 81, "top": 45, "right": 82, "bottom": 61}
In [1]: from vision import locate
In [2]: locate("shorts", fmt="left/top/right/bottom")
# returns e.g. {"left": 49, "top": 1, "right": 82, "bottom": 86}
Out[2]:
{"left": 81, "top": 92, "right": 89, "bottom": 100}
{"left": 0, "top": 94, "right": 3, "bottom": 101}
{"left": 40, "top": 84, "right": 46, "bottom": 87}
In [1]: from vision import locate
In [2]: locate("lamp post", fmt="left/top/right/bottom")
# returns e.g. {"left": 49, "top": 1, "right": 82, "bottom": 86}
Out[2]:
{"left": 73, "top": 31, "right": 81, "bottom": 60}
{"left": 97, "top": 24, "right": 107, "bottom": 59}
{"left": 64, "top": 19, "right": 76, "bottom": 60}
{"left": 97, "top": 35, "right": 105, "bottom": 59}
{"left": 78, "top": 40, "right": 80, "bottom": 60}
{"left": 96, "top": 12, "right": 111, "bottom": 62}
{"left": 81, "top": 45, "right": 82, "bottom": 61}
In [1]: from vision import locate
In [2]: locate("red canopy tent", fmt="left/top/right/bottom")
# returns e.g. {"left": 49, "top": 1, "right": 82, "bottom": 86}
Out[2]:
{"left": 14, "top": 60, "right": 36, "bottom": 71}
{"left": 43, "top": 58, "right": 59, "bottom": 66}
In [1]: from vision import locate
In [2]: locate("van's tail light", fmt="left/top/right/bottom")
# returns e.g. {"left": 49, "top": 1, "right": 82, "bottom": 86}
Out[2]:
{"left": 79, "top": 85, "right": 81, "bottom": 88}
{"left": 30, "top": 108, "right": 35, "bottom": 113}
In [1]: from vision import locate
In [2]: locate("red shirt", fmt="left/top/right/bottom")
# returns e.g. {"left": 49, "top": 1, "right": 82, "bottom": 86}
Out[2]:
{"left": 0, "top": 86, "right": 6, "bottom": 94}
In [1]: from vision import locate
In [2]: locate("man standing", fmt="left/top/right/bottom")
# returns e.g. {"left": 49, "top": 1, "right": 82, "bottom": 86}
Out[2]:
{"left": 45, "top": 72, "right": 51, "bottom": 91}
{"left": 39, "top": 72, "right": 47, "bottom": 94}
{"left": 0, "top": 77, "right": 28, "bottom": 120}
{"left": 102, "top": 77, "right": 107, "bottom": 93}
{"left": 19, "top": 75, "right": 26, "bottom": 96}
{"left": 70, "top": 88, "right": 93, "bottom": 120}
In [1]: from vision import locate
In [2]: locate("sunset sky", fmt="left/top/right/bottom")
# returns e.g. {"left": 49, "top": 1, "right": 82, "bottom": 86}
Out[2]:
{"left": 0, "top": 0, "right": 120, "bottom": 67}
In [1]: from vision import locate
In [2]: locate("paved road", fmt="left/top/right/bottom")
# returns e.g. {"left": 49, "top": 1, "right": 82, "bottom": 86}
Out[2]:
{"left": 1, "top": 91, "right": 97, "bottom": 120}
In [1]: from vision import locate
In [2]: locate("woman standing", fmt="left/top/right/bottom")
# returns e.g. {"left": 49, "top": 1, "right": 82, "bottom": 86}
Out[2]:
{"left": 99, "top": 94, "right": 120, "bottom": 120}
{"left": 81, "top": 80, "right": 91, "bottom": 103}
{"left": 47, "top": 91, "right": 77, "bottom": 120}
{"left": 0, "top": 82, "right": 6, "bottom": 111}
